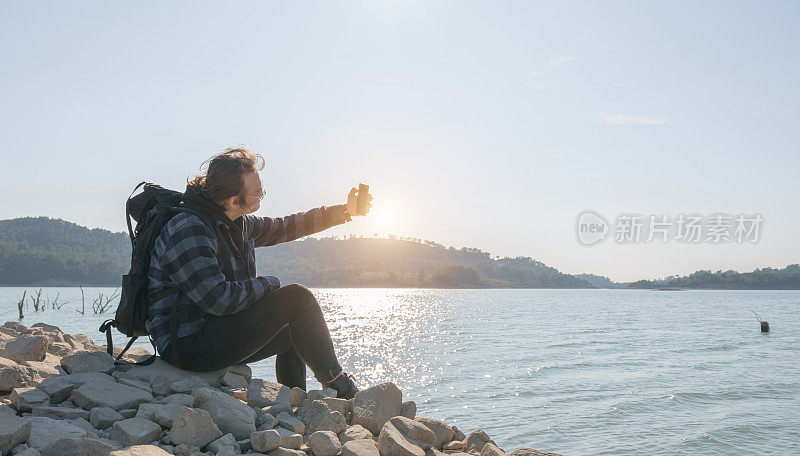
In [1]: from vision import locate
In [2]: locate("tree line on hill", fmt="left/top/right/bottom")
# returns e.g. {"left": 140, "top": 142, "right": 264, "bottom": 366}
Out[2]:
{"left": 1, "top": 216, "right": 798, "bottom": 289}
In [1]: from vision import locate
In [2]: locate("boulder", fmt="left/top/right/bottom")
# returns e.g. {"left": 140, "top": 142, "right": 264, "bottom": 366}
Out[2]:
{"left": 169, "top": 376, "right": 210, "bottom": 394}
{"left": 267, "top": 448, "right": 307, "bottom": 456}
{"left": 308, "top": 389, "right": 337, "bottom": 400}
{"left": 352, "top": 383, "right": 402, "bottom": 435}
{"left": 342, "top": 439, "right": 380, "bottom": 456}
{"left": 60, "top": 351, "right": 115, "bottom": 375}
{"left": 377, "top": 416, "right": 435, "bottom": 456}
{"left": 72, "top": 378, "right": 154, "bottom": 411}
{"left": 30, "top": 404, "right": 91, "bottom": 421}
{"left": 10, "top": 386, "right": 49, "bottom": 412}
{"left": 443, "top": 440, "right": 466, "bottom": 451}
{"left": 90, "top": 406, "right": 125, "bottom": 429}
{"left": 296, "top": 399, "right": 347, "bottom": 435}
{"left": 40, "top": 436, "right": 121, "bottom": 456}
{"left": 264, "top": 402, "right": 292, "bottom": 416}
{"left": 465, "top": 430, "right": 496, "bottom": 454}
{"left": 277, "top": 411, "right": 305, "bottom": 434}
{"left": 415, "top": 418, "right": 454, "bottom": 449}
{"left": 109, "top": 418, "right": 163, "bottom": 447}
{"left": 250, "top": 429, "right": 281, "bottom": 453}
{"left": 339, "top": 424, "right": 374, "bottom": 444}
{"left": 0, "top": 414, "right": 32, "bottom": 455}
{"left": 0, "top": 357, "right": 35, "bottom": 391}
{"left": 308, "top": 430, "right": 342, "bottom": 456}
{"left": 193, "top": 387, "right": 255, "bottom": 440}
{"left": 118, "top": 358, "right": 233, "bottom": 387}
{"left": 206, "top": 433, "right": 239, "bottom": 454}
{"left": 117, "top": 377, "right": 153, "bottom": 394}
{"left": 273, "top": 426, "right": 303, "bottom": 449}
{"left": 481, "top": 443, "right": 506, "bottom": 456}
{"left": 44, "top": 372, "right": 114, "bottom": 387}
{"left": 452, "top": 426, "right": 466, "bottom": 442}
{"left": 247, "top": 378, "right": 291, "bottom": 407}
{"left": 322, "top": 397, "right": 352, "bottom": 416}
{"left": 170, "top": 406, "right": 223, "bottom": 448}
{"left": 23, "top": 416, "right": 91, "bottom": 451}
{"left": 508, "top": 449, "right": 563, "bottom": 456}
{"left": 220, "top": 371, "right": 248, "bottom": 389}
{"left": 290, "top": 387, "right": 307, "bottom": 407}
{"left": 2, "top": 334, "right": 50, "bottom": 362}
{"left": 38, "top": 376, "right": 75, "bottom": 404}
{"left": 109, "top": 445, "right": 174, "bottom": 456}
{"left": 153, "top": 402, "right": 185, "bottom": 428}
{"left": 401, "top": 401, "right": 417, "bottom": 419}
{"left": 256, "top": 410, "right": 279, "bottom": 431}
{"left": 159, "top": 393, "right": 194, "bottom": 407}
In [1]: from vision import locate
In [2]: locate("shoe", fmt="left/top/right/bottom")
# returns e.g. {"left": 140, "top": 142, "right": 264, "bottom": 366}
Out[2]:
{"left": 325, "top": 372, "right": 360, "bottom": 399}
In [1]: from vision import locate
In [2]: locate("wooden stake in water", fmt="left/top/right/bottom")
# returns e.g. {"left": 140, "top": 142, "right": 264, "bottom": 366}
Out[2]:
{"left": 752, "top": 310, "right": 769, "bottom": 332}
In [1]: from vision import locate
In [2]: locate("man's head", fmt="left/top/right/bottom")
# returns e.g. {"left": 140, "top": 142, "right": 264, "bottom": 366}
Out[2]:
{"left": 187, "top": 147, "right": 267, "bottom": 220}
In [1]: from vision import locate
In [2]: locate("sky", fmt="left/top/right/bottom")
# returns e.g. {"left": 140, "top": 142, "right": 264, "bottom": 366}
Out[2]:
{"left": 1, "top": 1, "right": 798, "bottom": 282}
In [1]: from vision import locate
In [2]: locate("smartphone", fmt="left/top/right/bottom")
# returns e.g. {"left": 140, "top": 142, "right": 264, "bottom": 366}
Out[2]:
{"left": 356, "top": 183, "right": 369, "bottom": 216}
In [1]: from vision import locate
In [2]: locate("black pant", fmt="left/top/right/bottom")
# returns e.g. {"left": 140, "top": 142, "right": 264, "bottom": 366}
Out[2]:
{"left": 161, "top": 283, "right": 343, "bottom": 389}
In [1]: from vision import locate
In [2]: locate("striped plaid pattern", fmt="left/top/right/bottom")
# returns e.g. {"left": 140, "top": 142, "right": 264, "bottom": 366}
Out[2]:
{"left": 146, "top": 204, "right": 351, "bottom": 354}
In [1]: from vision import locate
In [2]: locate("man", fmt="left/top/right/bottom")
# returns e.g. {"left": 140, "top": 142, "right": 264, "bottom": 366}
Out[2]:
{"left": 145, "top": 147, "right": 371, "bottom": 399}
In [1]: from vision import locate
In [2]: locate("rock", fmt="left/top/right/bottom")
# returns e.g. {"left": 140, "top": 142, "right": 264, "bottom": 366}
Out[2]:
{"left": 377, "top": 416, "right": 436, "bottom": 456}
{"left": 0, "top": 414, "right": 32, "bottom": 455}
{"left": 401, "top": 401, "right": 416, "bottom": 419}
{"left": 274, "top": 426, "right": 303, "bottom": 449}
{"left": 237, "top": 438, "right": 251, "bottom": 452}
{"left": 23, "top": 416, "right": 91, "bottom": 451}
{"left": 109, "top": 445, "right": 174, "bottom": 456}
{"left": 30, "top": 404, "right": 91, "bottom": 421}
{"left": 451, "top": 426, "right": 466, "bottom": 442}
{"left": 10, "top": 387, "right": 49, "bottom": 412}
{"left": 160, "top": 393, "right": 194, "bottom": 407}
{"left": 0, "top": 357, "right": 35, "bottom": 392}
{"left": 154, "top": 402, "right": 185, "bottom": 428}
{"left": 170, "top": 406, "right": 222, "bottom": 448}
{"left": 263, "top": 402, "right": 292, "bottom": 416}
{"left": 47, "top": 342, "right": 74, "bottom": 357}
{"left": 256, "top": 410, "right": 279, "bottom": 431}
{"left": 276, "top": 411, "right": 305, "bottom": 434}
{"left": 193, "top": 387, "right": 255, "bottom": 440}
{"left": 118, "top": 358, "right": 229, "bottom": 388}
{"left": 109, "top": 418, "right": 162, "bottom": 447}
{"left": 72, "top": 378, "right": 154, "bottom": 411}
{"left": 308, "top": 430, "right": 342, "bottom": 456}
{"left": 44, "top": 372, "right": 114, "bottom": 387}
{"left": 216, "top": 445, "right": 237, "bottom": 456}
{"left": 267, "top": 448, "right": 307, "bottom": 456}
{"left": 2, "top": 335, "right": 50, "bottom": 362}
{"left": 91, "top": 406, "right": 125, "bottom": 429}
{"left": 352, "top": 383, "right": 402, "bottom": 435}
{"left": 38, "top": 376, "right": 75, "bottom": 404}
{"left": 170, "top": 376, "right": 210, "bottom": 394}
{"left": 60, "top": 352, "right": 115, "bottom": 375}
{"left": 339, "top": 424, "right": 374, "bottom": 444}
{"left": 120, "top": 408, "right": 138, "bottom": 419}
{"left": 250, "top": 429, "right": 281, "bottom": 453}
{"left": 296, "top": 399, "right": 347, "bottom": 435}
{"left": 507, "top": 449, "right": 563, "bottom": 456}
{"left": 443, "top": 441, "right": 466, "bottom": 451}
{"left": 342, "top": 439, "right": 380, "bottom": 456}
{"left": 206, "top": 433, "right": 239, "bottom": 454}
{"left": 148, "top": 374, "right": 172, "bottom": 396}
{"left": 481, "top": 443, "right": 506, "bottom": 456}
{"left": 307, "top": 389, "right": 337, "bottom": 401}
{"left": 220, "top": 386, "right": 248, "bottom": 402}
{"left": 118, "top": 377, "right": 153, "bottom": 394}
{"left": 136, "top": 403, "right": 162, "bottom": 422}
{"left": 465, "top": 430, "right": 496, "bottom": 455}
{"left": 322, "top": 397, "right": 352, "bottom": 415}
{"left": 247, "top": 379, "right": 291, "bottom": 407}
{"left": 19, "top": 358, "right": 61, "bottom": 381}
{"left": 415, "top": 418, "right": 454, "bottom": 450}
{"left": 220, "top": 371, "right": 248, "bottom": 389}
{"left": 40, "top": 437, "right": 121, "bottom": 456}
{"left": 290, "top": 387, "right": 307, "bottom": 407}
{"left": 71, "top": 417, "right": 97, "bottom": 434}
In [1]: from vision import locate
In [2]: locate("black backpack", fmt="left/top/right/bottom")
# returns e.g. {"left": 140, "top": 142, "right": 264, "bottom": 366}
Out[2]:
{"left": 100, "top": 181, "right": 233, "bottom": 365}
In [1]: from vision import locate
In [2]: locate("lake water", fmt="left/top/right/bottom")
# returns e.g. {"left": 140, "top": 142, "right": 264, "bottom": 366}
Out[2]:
{"left": 1, "top": 287, "right": 798, "bottom": 456}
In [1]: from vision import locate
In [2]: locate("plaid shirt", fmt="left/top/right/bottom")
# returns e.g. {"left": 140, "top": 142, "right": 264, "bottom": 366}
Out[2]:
{"left": 146, "top": 204, "right": 351, "bottom": 354}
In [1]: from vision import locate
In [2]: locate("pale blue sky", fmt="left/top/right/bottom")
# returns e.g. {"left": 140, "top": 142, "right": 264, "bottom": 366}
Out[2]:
{"left": 1, "top": 1, "right": 798, "bottom": 281}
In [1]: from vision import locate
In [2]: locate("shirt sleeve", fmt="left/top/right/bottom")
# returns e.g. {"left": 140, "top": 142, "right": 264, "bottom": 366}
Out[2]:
{"left": 245, "top": 204, "right": 352, "bottom": 248}
{"left": 160, "top": 215, "right": 281, "bottom": 315}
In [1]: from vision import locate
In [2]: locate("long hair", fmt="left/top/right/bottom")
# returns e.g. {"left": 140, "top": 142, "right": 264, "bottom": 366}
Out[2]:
{"left": 187, "top": 147, "right": 265, "bottom": 209}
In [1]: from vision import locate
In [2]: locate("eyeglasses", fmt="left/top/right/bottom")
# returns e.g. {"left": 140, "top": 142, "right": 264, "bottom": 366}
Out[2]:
{"left": 246, "top": 180, "right": 267, "bottom": 201}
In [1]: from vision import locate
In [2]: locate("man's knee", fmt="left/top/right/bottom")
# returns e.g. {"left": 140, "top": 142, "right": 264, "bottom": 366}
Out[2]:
{"left": 281, "top": 283, "right": 314, "bottom": 299}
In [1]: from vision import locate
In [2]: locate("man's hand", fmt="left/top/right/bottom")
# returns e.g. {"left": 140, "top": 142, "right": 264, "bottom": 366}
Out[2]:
{"left": 346, "top": 186, "right": 373, "bottom": 216}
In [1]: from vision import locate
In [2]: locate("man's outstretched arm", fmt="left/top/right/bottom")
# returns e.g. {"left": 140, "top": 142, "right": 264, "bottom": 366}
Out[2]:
{"left": 245, "top": 204, "right": 352, "bottom": 248}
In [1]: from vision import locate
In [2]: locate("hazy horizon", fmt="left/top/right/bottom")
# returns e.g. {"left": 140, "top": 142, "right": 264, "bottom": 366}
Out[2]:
{"left": 2, "top": 1, "right": 798, "bottom": 282}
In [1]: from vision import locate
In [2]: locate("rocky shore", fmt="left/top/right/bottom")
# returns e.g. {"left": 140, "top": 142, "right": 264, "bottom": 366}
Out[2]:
{"left": 0, "top": 321, "right": 563, "bottom": 456}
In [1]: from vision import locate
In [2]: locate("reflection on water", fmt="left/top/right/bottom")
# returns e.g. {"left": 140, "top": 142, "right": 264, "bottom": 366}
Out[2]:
{"left": 1, "top": 287, "right": 799, "bottom": 456}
